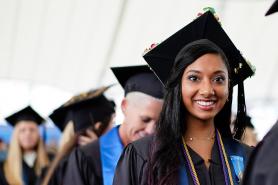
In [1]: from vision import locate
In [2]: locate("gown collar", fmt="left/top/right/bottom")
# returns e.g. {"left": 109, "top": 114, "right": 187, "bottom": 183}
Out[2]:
{"left": 186, "top": 140, "right": 221, "bottom": 166}
{"left": 23, "top": 151, "right": 37, "bottom": 167}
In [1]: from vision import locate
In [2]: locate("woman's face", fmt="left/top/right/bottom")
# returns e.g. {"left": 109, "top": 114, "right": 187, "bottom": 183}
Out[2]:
{"left": 181, "top": 53, "right": 229, "bottom": 122}
{"left": 17, "top": 121, "right": 40, "bottom": 152}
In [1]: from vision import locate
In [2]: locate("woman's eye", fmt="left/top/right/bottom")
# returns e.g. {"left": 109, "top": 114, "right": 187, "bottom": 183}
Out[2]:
{"left": 188, "top": 75, "right": 198, "bottom": 81}
{"left": 214, "top": 76, "right": 225, "bottom": 83}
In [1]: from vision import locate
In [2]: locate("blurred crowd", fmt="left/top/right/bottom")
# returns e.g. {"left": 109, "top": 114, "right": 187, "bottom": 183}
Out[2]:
{"left": 0, "top": 2, "right": 277, "bottom": 185}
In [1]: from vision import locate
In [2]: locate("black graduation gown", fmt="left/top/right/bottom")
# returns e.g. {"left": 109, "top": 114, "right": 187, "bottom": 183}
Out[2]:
{"left": 23, "top": 160, "right": 37, "bottom": 185}
{"left": 242, "top": 120, "right": 278, "bottom": 185}
{"left": 49, "top": 156, "right": 69, "bottom": 185}
{"left": 0, "top": 162, "right": 9, "bottom": 185}
{"left": 63, "top": 140, "right": 102, "bottom": 185}
{"left": 36, "top": 155, "right": 69, "bottom": 185}
{"left": 113, "top": 135, "right": 252, "bottom": 185}
{"left": 0, "top": 160, "right": 37, "bottom": 185}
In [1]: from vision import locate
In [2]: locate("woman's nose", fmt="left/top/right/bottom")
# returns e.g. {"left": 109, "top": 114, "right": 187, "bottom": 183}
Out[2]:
{"left": 199, "top": 81, "right": 215, "bottom": 97}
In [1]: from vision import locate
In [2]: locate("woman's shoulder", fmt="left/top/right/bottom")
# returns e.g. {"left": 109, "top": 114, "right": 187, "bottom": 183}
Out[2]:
{"left": 68, "top": 140, "right": 102, "bottom": 172}
{"left": 224, "top": 137, "right": 253, "bottom": 158}
{"left": 228, "top": 138, "right": 253, "bottom": 149}
{"left": 79, "top": 139, "right": 100, "bottom": 156}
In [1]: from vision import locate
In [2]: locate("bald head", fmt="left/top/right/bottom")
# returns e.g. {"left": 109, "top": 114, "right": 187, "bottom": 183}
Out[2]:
{"left": 125, "top": 92, "right": 163, "bottom": 106}
{"left": 119, "top": 92, "right": 163, "bottom": 146}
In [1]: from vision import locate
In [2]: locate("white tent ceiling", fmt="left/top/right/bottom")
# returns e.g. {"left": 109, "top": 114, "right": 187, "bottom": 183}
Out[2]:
{"left": 0, "top": 0, "right": 277, "bottom": 137}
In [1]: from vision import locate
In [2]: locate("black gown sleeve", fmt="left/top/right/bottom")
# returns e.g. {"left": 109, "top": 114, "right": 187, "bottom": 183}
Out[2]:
{"left": 242, "top": 121, "right": 278, "bottom": 185}
{"left": 63, "top": 140, "right": 102, "bottom": 185}
{"left": 113, "top": 136, "right": 152, "bottom": 185}
{"left": 49, "top": 156, "right": 69, "bottom": 185}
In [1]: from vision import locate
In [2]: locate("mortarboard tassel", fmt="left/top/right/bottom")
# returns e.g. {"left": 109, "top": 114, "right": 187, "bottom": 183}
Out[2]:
{"left": 234, "top": 81, "right": 247, "bottom": 140}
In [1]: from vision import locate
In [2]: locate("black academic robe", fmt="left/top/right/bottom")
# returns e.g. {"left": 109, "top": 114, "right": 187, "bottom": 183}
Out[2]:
{"left": 0, "top": 160, "right": 37, "bottom": 185}
{"left": 36, "top": 155, "right": 69, "bottom": 185}
{"left": 48, "top": 156, "right": 69, "bottom": 185}
{"left": 242, "top": 120, "right": 278, "bottom": 185}
{"left": 113, "top": 135, "right": 252, "bottom": 185}
{"left": 23, "top": 160, "right": 37, "bottom": 185}
{"left": 63, "top": 140, "right": 102, "bottom": 185}
{"left": 0, "top": 162, "right": 9, "bottom": 185}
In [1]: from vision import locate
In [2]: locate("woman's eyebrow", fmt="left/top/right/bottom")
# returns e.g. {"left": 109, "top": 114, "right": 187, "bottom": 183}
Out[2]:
{"left": 213, "top": 70, "right": 227, "bottom": 75}
{"left": 185, "top": 70, "right": 200, "bottom": 74}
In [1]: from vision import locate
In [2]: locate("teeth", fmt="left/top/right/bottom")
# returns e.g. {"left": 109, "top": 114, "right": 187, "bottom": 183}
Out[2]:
{"left": 196, "top": 101, "right": 214, "bottom": 106}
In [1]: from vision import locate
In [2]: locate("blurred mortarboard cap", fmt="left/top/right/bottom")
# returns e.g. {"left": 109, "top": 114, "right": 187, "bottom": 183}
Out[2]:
{"left": 266, "top": 0, "right": 278, "bottom": 16}
{"left": 111, "top": 65, "right": 164, "bottom": 99}
{"left": 49, "top": 85, "right": 115, "bottom": 132}
{"left": 5, "top": 106, "right": 44, "bottom": 126}
{"left": 143, "top": 11, "right": 254, "bottom": 87}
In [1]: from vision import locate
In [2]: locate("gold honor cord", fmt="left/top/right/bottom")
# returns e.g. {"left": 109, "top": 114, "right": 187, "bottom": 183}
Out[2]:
{"left": 182, "top": 138, "right": 201, "bottom": 185}
{"left": 182, "top": 130, "right": 234, "bottom": 185}
{"left": 217, "top": 130, "right": 234, "bottom": 185}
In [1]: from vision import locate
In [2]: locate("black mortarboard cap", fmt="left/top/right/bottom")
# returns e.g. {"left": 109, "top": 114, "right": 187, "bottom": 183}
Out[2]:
{"left": 49, "top": 85, "right": 115, "bottom": 132}
{"left": 143, "top": 11, "right": 254, "bottom": 87}
{"left": 143, "top": 11, "right": 255, "bottom": 139}
{"left": 266, "top": 0, "right": 278, "bottom": 16}
{"left": 111, "top": 65, "right": 164, "bottom": 99}
{"left": 5, "top": 106, "right": 44, "bottom": 126}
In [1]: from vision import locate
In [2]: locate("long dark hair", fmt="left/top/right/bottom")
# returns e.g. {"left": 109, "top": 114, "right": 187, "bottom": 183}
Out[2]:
{"left": 148, "top": 39, "right": 234, "bottom": 185}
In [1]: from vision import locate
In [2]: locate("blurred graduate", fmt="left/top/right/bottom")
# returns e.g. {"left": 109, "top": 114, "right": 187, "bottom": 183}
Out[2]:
{"left": 0, "top": 106, "right": 49, "bottom": 185}
{"left": 63, "top": 65, "right": 164, "bottom": 185}
{"left": 40, "top": 86, "right": 116, "bottom": 185}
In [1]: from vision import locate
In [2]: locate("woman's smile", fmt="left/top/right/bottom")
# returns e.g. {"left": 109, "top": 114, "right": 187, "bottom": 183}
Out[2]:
{"left": 194, "top": 99, "right": 217, "bottom": 111}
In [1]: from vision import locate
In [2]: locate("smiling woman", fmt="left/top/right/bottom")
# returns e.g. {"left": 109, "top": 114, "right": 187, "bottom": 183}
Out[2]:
{"left": 181, "top": 53, "right": 229, "bottom": 123}
{"left": 113, "top": 11, "right": 255, "bottom": 185}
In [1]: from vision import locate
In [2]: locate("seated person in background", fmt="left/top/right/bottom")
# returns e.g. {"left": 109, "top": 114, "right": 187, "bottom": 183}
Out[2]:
{"left": 0, "top": 106, "right": 49, "bottom": 185}
{"left": 63, "top": 65, "right": 164, "bottom": 185}
{"left": 240, "top": 115, "right": 258, "bottom": 147}
{"left": 40, "top": 85, "right": 116, "bottom": 185}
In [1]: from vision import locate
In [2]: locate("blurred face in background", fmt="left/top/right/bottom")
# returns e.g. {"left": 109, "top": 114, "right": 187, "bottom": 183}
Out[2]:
{"left": 17, "top": 121, "right": 40, "bottom": 152}
{"left": 120, "top": 92, "right": 163, "bottom": 146}
{"left": 241, "top": 127, "right": 258, "bottom": 146}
